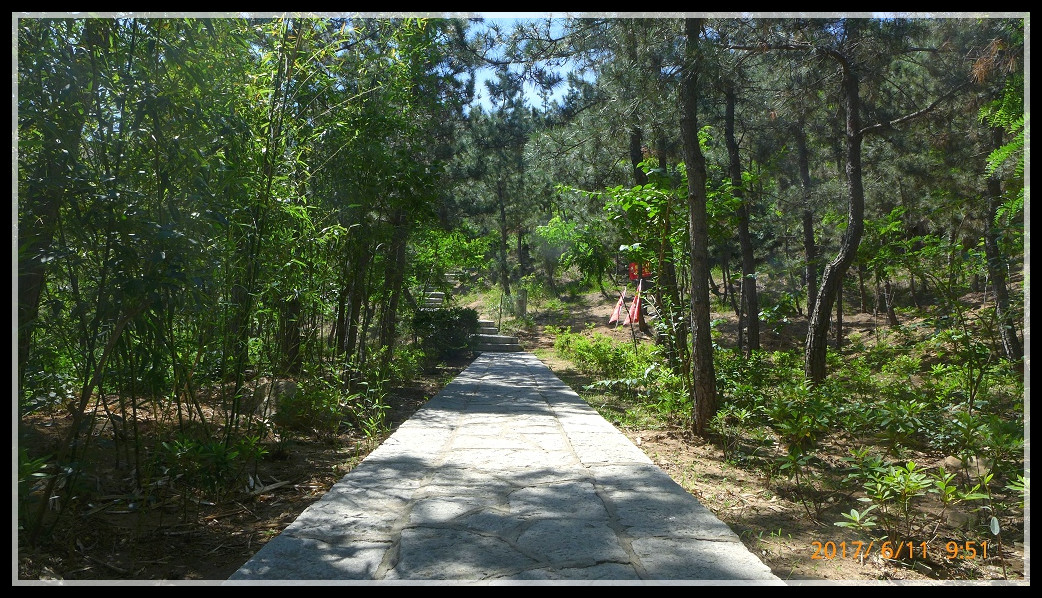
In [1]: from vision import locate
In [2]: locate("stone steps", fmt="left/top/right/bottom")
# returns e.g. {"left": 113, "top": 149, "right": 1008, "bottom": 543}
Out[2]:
{"left": 419, "top": 289, "right": 446, "bottom": 311}
{"left": 472, "top": 319, "right": 522, "bottom": 353}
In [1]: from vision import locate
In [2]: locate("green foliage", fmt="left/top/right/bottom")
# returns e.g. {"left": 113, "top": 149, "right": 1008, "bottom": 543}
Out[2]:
{"left": 767, "top": 379, "right": 833, "bottom": 455}
{"left": 412, "top": 307, "right": 480, "bottom": 361}
{"left": 519, "top": 274, "right": 552, "bottom": 309}
{"left": 1005, "top": 475, "right": 1027, "bottom": 509}
{"left": 540, "top": 215, "right": 616, "bottom": 292}
{"left": 412, "top": 227, "right": 495, "bottom": 289}
{"left": 17, "top": 448, "right": 52, "bottom": 530}
{"left": 710, "top": 404, "right": 756, "bottom": 462}
{"left": 159, "top": 433, "right": 265, "bottom": 505}
{"left": 21, "top": 344, "right": 77, "bottom": 416}
{"left": 271, "top": 379, "right": 343, "bottom": 440}
{"left": 534, "top": 214, "right": 577, "bottom": 249}
{"left": 388, "top": 345, "right": 426, "bottom": 384}
{"left": 854, "top": 460, "right": 933, "bottom": 542}
{"left": 835, "top": 504, "right": 880, "bottom": 533}
{"left": 757, "top": 292, "right": 801, "bottom": 335}
{"left": 980, "top": 72, "right": 1025, "bottom": 178}
{"left": 343, "top": 380, "right": 391, "bottom": 439}
{"left": 551, "top": 325, "right": 653, "bottom": 380}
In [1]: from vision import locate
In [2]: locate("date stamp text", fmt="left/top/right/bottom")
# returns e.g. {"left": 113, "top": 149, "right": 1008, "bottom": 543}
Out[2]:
{"left": 810, "top": 540, "right": 991, "bottom": 560}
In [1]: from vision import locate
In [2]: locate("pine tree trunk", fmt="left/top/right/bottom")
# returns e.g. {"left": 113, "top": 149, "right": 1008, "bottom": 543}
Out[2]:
{"left": 805, "top": 46, "right": 866, "bottom": 384}
{"left": 884, "top": 278, "right": 901, "bottom": 327}
{"left": 725, "top": 85, "right": 759, "bottom": 355}
{"left": 681, "top": 18, "right": 717, "bottom": 436}
{"left": 796, "top": 117, "right": 818, "bottom": 316}
{"left": 497, "top": 182, "right": 512, "bottom": 297}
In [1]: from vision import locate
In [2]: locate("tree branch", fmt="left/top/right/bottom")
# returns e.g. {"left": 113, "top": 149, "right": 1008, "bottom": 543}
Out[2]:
{"left": 859, "top": 81, "right": 971, "bottom": 137}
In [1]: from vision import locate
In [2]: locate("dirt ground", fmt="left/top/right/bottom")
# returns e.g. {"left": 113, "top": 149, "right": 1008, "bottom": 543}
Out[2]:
{"left": 16, "top": 287, "right": 1026, "bottom": 583}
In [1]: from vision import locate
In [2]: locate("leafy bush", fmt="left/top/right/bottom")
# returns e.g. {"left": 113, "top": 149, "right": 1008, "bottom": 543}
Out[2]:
{"left": 412, "top": 307, "right": 479, "bottom": 361}
{"left": 272, "top": 379, "right": 343, "bottom": 439}
{"left": 343, "top": 380, "right": 390, "bottom": 439}
{"left": 159, "top": 433, "right": 266, "bottom": 505}
{"left": 552, "top": 326, "right": 652, "bottom": 380}
{"left": 389, "top": 345, "right": 426, "bottom": 384}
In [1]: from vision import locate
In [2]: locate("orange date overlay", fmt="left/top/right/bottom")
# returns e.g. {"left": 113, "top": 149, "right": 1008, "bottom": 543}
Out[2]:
{"left": 810, "top": 540, "right": 991, "bottom": 560}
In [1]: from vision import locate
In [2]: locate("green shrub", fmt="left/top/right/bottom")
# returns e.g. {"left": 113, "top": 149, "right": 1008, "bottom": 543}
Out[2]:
{"left": 389, "top": 345, "right": 426, "bottom": 383}
{"left": 553, "top": 327, "right": 651, "bottom": 380}
{"left": 272, "top": 379, "right": 343, "bottom": 439}
{"left": 412, "top": 307, "right": 479, "bottom": 360}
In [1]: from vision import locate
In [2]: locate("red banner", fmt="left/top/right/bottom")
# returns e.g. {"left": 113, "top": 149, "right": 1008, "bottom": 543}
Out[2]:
{"left": 628, "top": 262, "right": 651, "bottom": 280}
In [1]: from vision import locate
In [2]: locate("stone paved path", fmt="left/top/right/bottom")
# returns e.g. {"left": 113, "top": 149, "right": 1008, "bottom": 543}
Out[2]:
{"left": 226, "top": 352, "right": 783, "bottom": 584}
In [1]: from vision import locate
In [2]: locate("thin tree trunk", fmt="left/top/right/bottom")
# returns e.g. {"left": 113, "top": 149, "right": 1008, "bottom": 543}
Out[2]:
{"left": 680, "top": 18, "right": 717, "bottom": 437}
{"left": 517, "top": 228, "right": 526, "bottom": 278}
{"left": 353, "top": 251, "right": 376, "bottom": 373}
{"left": 497, "top": 182, "right": 511, "bottom": 297}
{"left": 805, "top": 44, "right": 866, "bottom": 383}
{"left": 947, "top": 219, "right": 961, "bottom": 290}
{"left": 874, "top": 272, "right": 882, "bottom": 319}
{"left": 344, "top": 249, "right": 370, "bottom": 362}
{"left": 884, "top": 278, "right": 901, "bottom": 327}
{"left": 719, "top": 254, "right": 729, "bottom": 306}
{"left": 708, "top": 269, "right": 722, "bottom": 299}
{"left": 835, "top": 279, "right": 843, "bottom": 350}
{"left": 858, "top": 264, "right": 869, "bottom": 313}
{"left": 378, "top": 208, "right": 410, "bottom": 376}
{"left": 334, "top": 282, "right": 348, "bottom": 351}
{"left": 725, "top": 85, "right": 759, "bottom": 355}
{"left": 279, "top": 295, "right": 302, "bottom": 376}
{"left": 630, "top": 126, "right": 649, "bottom": 185}
{"left": 736, "top": 283, "right": 746, "bottom": 354}
{"left": 796, "top": 115, "right": 818, "bottom": 316}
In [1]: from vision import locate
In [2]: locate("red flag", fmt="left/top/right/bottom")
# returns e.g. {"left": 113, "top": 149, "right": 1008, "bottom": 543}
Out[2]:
{"left": 624, "top": 279, "right": 642, "bottom": 326}
{"left": 608, "top": 289, "right": 627, "bottom": 325}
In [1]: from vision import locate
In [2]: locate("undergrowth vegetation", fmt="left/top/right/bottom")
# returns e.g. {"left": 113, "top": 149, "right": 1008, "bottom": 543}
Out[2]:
{"left": 541, "top": 288, "right": 1025, "bottom": 579}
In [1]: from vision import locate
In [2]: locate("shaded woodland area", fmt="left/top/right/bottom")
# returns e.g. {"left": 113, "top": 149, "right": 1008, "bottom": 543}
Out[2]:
{"left": 17, "top": 15, "right": 1025, "bottom": 581}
